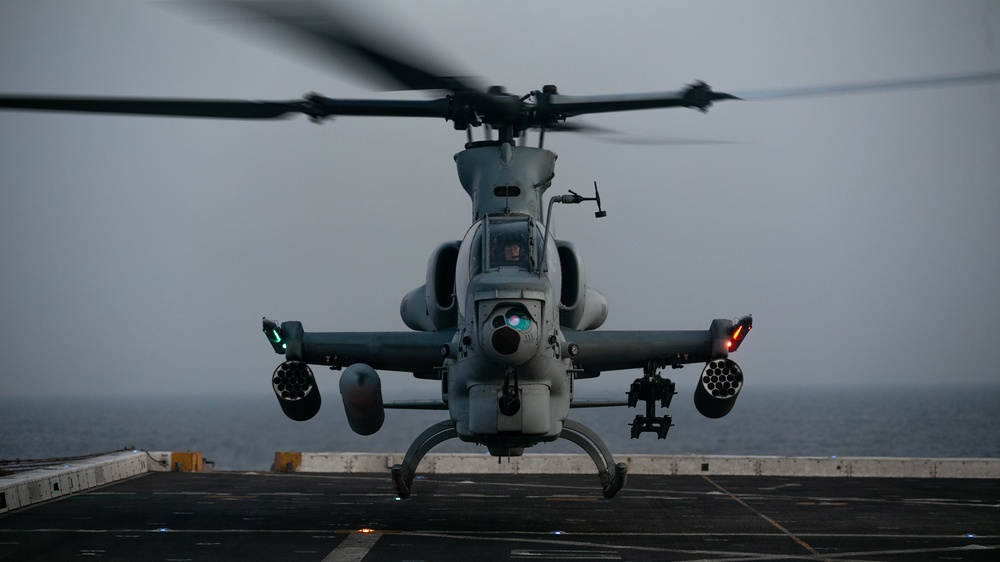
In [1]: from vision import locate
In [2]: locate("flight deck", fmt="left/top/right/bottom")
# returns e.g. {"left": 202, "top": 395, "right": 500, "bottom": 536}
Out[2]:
{"left": 2, "top": 459, "right": 998, "bottom": 561}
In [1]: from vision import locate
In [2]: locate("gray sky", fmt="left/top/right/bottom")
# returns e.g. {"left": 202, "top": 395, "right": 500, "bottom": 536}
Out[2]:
{"left": 1, "top": 0, "right": 998, "bottom": 399}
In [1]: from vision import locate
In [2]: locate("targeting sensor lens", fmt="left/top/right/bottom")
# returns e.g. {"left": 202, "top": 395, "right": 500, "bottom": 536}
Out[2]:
{"left": 505, "top": 309, "right": 531, "bottom": 332}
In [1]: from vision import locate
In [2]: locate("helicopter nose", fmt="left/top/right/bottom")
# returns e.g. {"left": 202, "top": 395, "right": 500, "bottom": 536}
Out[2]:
{"left": 480, "top": 305, "right": 540, "bottom": 366}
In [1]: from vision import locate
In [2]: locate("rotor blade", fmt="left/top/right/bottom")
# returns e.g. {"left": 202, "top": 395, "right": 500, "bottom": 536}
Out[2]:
{"left": 542, "top": 120, "right": 736, "bottom": 145}
{"left": 730, "top": 70, "right": 1000, "bottom": 101}
{"left": 0, "top": 94, "right": 451, "bottom": 120}
{"left": 543, "top": 120, "right": 618, "bottom": 134}
{"left": 594, "top": 135, "right": 741, "bottom": 146}
{"left": 545, "top": 83, "right": 740, "bottom": 117}
{"left": 548, "top": 91, "right": 688, "bottom": 115}
{"left": 0, "top": 95, "right": 304, "bottom": 119}
{"left": 306, "top": 95, "right": 450, "bottom": 118}
{"left": 187, "top": 0, "right": 483, "bottom": 96}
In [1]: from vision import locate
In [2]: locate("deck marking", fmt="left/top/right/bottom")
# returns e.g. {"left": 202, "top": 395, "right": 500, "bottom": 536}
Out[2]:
{"left": 832, "top": 544, "right": 999, "bottom": 559}
{"left": 702, "top": 475, "right": 824, "bottom": 559}
{"left": 321, "top": 531, "right": 381, "bottom": 562}
{"left": 511, "top": 549, "right": 620, "bottom": 560}
{"left": 407, "top": 531, "right": 776, "bottom": 558}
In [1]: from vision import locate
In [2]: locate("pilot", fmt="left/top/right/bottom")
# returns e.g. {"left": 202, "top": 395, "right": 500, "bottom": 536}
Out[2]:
{"left": 504, "top": 242, "right": 522, "bottom": 262}
{"left": 492, "top": 235, "right": 528, "bottom": 267}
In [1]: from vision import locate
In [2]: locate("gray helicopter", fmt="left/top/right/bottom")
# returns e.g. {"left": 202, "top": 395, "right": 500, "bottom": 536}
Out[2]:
{"left": 3, "top": 1, "right": 998, "bottom": 499}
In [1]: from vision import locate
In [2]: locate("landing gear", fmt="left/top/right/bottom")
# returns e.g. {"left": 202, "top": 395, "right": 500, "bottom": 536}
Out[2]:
{"left": 627, "top": 364, "right": 676, "bottom": 439}
{"left": 390, "top": 418, "right": 628, "bottom": 499}
{"left": 391, "top": 420, "right": 457, "bottom": 499}
{"left": 560, "top": 419, "right": 628, "bottom": 498}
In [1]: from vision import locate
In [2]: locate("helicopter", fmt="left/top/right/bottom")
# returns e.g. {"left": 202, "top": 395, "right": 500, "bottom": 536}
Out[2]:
{"left": 3, "top": 1, "right": 999, "bottom": 498}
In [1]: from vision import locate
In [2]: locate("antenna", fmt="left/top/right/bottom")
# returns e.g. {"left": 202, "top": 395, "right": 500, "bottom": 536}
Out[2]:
{"left": 593, "top": 181, "right": 607, "bottom": 218}
{"left": 566, "top": 181, "right": 608, "bottom": 218}
{"left": 540, "top": 182, "right": 608, "bottom": 276}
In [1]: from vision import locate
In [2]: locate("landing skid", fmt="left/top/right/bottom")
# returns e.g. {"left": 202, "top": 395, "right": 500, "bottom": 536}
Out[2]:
{"left": 391, "top": 420, "right": 456, "bottom": 499}
{"left": 561, "top": 419, "right": 629, "bottom": 498}
{"left": 390, "top": 419, "right": 628, "bottom": 499}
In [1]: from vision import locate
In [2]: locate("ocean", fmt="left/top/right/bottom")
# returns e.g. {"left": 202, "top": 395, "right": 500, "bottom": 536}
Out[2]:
{"left": 2, "top": 385, "right": 998, "bottom": 471}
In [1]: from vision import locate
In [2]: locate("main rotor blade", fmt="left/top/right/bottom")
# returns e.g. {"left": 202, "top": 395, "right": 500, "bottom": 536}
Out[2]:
{"left": 730, "top": 70, "right": 1000, "bottom": 101}
{"left": 543, "top": 120, "right": 617, "bottom": 134}
{"left": 0, "top": 95, "right": 303, "bottom": 119}
{"left": 190, "top": 0, "right": 483, "bottom": 96}
{"left": 0, "top": 94, "right": 450, "bottom": 120}
{"left": 595, "top": 135, "right": 740, "bottom": 146}
{"left": 545, "top": 84, "right": 740, "bottom": 117}
{"left": 548, "top": 91, "right": 689, "bottom": 116}
{"left": 541, "top": 120, "right": 734, "bottom": 145}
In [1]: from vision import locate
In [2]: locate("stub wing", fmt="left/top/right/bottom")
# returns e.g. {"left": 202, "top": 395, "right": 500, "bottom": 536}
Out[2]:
{"left": 564, "top": 316, "right": 751, "bottom": 377}
{"left": 263, "top": 318, "right": 453, "bottom": 378}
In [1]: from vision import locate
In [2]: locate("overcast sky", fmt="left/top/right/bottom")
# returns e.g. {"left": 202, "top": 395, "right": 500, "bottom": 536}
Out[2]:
{"left": 1, "top": 0, "right": 998, "bottom": 400}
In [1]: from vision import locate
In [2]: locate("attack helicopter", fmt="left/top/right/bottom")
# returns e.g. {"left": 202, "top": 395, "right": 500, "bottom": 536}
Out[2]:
{"left": 3, "top": 1, "right": 999, "bottom": 499}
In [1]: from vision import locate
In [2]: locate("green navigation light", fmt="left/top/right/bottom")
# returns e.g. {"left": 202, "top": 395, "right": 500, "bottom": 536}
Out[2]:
{"left": 271, "top": 329, "right": 283, "bottom": 343}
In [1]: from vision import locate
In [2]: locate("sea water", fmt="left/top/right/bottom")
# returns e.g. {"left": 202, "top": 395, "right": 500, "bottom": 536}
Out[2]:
{"left": 2, "top": 385, "right": 997, "bottom": 471}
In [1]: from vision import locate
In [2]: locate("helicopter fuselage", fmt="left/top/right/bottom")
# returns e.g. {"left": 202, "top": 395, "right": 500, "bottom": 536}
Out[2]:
{"left": 412, "top": 142, "right": 593, "bottom": 454}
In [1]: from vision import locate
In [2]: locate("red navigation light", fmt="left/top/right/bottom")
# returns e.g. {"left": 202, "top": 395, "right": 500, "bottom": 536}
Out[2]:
{"left": 727, "top": 315, "right": 752, "bottom": 352}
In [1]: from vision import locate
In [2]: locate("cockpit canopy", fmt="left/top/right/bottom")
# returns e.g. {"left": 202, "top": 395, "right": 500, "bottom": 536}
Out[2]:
{"left": 479, "top": 216, "right": 535, "bottom": 272}
{"left": 455, "top": 215, "right": 561, "bottom": 316}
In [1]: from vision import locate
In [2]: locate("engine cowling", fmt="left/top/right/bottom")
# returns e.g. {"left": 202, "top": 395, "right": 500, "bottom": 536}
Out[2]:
{"left": 400, "top": 241, "right": 460, "bottom": 331}
{"left": 272, "top": 361, "right": 321, "bottom": 421}
{"left": 694, "top": 358, "right": 743, "bottom": 419}
{"left": 556, "top": 241, "right": 608, "bottom": 330}
{"left": 339, "top": 363, "right": 385, "bottom": 436}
